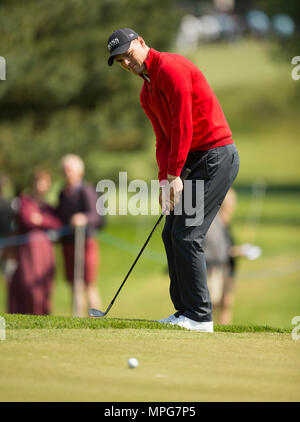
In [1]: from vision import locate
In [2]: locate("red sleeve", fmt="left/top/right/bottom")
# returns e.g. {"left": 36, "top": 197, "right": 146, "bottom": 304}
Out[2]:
{"left": 140, "top": 103, "right": 169, "bottom": 182}
{"left": 18, "top": 196, "right": 38, "bottom": 230}
{"left": 157, "top": 62, "right": 194, "bottom": 177}
{"left": 19, "top": 196, "right": 62, "bottom": 230}
{"left": 40, "top": 205, "right": 62, "bottom": 230}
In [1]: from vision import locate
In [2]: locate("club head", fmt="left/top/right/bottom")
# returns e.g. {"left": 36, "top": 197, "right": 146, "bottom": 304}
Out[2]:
{"left": 88, "top": 308, "right": 106, "bottom": 318}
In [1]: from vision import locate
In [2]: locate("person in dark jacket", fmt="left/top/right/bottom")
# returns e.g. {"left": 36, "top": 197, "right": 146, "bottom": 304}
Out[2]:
{"left": 58, "top": 154, "right": 102, "bottom": 316}
{"left": 107, "top": 28, "right": 239, "bottom": 332}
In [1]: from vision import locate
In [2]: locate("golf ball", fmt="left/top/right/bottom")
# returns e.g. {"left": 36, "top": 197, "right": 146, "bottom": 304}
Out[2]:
{"left": 128, "top": 358, "right": 139, "bottom": 368}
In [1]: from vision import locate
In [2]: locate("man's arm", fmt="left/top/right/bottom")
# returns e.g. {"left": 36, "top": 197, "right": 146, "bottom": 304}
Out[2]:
{"left": 142, "top": 102, "right": 184, "bottom": 212}
{"left": 157, "top": 62, "right": 194, "bottom": 178}
{"left": 141, "top": 103, "right": 170, "bottom": 183}
{"left": 19, "top": 196, "right": 62, "bottom": 230}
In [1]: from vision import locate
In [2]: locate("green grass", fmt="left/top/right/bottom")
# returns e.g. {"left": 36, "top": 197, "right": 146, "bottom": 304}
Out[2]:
{"left": 0, "top": 322, "right": 299, "bottom": 401}
{"left": 0, "top": 313, "right": 291, "bottom": 333}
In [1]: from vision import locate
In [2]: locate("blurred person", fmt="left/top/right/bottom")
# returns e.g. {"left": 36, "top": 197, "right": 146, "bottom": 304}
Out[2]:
{"left": 0, "top": 175, "right": 14, "bottom": 236}
{"left": 204, "top": 188, "right": 237, "bottom": 324}
{"left": 57, "top": 154, "right": 103, "bottom": 316}
{"left": 8, "top": 169, "right": 62, "bottom": 315}
{"left": 204, "top": 188, "right": 261, "bottom": 324}
{"left": 107, "top": 28, "right": 239, "bottom": 332}
{"left": 0, "top": 175, "right": 16, "bottom": 281}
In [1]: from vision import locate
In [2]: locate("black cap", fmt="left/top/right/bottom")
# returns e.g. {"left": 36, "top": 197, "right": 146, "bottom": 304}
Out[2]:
{"left": 107, "top": 28, "right": 139, "bottom": 66}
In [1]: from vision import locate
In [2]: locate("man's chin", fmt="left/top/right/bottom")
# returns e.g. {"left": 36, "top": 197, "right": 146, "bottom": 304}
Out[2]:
{"left": 130, "top": 64, "right": 146, "bottom": 75}
{"left": 131, "top": 68, "right": 143, "bottom": 75}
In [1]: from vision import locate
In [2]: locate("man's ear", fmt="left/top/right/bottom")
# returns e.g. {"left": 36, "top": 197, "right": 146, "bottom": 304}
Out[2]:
{"left": 137, "top": 36, "right": 145, "bottom": 47}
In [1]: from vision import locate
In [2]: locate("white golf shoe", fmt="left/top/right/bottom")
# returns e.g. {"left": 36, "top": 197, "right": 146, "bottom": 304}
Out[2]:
{"left": 170, "top": 315, "right": 214, "bottom": 332}
{"left": 158, "top": 314, "right": 179, "bottom": 324}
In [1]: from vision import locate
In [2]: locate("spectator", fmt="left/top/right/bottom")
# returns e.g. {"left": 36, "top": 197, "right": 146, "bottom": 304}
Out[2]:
{"left": 204, "top": 188, "right": 237, "bottom": 324}
{"left": 8, "top": 169, "right": 62, "bottom": 315}
{"left": 0, "top": 175, "right": 16, "bottom": 281}
{"left": 0, "top": 175, "right": 14, "bottom": 279}
{"left": 58, "top": 154, "right": 103, "bottom": 316}
{"left": 204, "top": 188, "right": 261, "bottom": 324}
{"left": 0, "top": 175, "right": 14, "bottom": 237}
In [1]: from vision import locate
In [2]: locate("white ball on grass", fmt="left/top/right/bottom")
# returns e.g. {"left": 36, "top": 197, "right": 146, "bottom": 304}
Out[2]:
{"left": 128, "top": 358, "right": 139, "bottom": 368}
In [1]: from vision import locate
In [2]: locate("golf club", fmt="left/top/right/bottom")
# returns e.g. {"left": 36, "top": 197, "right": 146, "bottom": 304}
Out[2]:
{"left": 89, "top": 156, "right": 207, "bottom": 318}
{"left": 89, "top": 212, "right": 164, "bottom": 318}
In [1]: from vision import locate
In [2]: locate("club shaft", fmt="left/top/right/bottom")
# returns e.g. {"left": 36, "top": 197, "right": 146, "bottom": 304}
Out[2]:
{"left": 106, "top": 213, "right": 164, "bottom": 312}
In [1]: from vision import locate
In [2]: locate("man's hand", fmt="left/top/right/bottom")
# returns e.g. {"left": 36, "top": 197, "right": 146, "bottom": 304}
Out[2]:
{"left": 159, "top": 175, "right": 183, "bottom": 214}
{"left": 70, "top": 213, "right": 88, "bottom": 227}
{"left": 168, "top": 174, "right": 183, "bottom": 207}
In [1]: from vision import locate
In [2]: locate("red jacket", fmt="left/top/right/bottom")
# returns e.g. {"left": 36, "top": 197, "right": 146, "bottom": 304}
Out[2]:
{"left": 140, "top": 48, "right": 233, "bottom": 181}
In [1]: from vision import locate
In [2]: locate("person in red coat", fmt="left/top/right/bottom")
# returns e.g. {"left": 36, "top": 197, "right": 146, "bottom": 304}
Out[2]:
{"left": 8, "top": 170, "right": 62, "bottom": 315}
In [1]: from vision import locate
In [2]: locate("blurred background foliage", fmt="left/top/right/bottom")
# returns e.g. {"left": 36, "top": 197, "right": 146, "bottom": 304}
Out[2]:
{"left": 253, "top": 0, "right": 300, "bottom": 58}
{"left": 1, "top": 0, "right": 299, "bottom": 193}
{"left": 0, "top": 0, "right": 181, "bottom": 191}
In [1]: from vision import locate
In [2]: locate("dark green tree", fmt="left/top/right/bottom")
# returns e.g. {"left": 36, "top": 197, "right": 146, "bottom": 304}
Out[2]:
{"left": 0, "top": 0, "right": 181, "bottom": 191}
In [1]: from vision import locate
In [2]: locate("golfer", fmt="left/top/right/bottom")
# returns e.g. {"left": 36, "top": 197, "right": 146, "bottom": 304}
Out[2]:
{"left": 107, "top": 28, "right": 239, "bottom": 332}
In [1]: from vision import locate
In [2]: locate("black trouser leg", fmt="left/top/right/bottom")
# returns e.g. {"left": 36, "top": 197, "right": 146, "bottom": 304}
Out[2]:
{"left": 162, "top": 144, "right": 239, "bottom": 322}
{"left": 162, "top": 214, "right": 185, "bottom": 315}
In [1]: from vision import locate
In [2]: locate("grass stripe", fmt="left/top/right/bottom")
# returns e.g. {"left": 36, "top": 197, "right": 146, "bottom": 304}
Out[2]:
{"left": 0, "top": 313, "right": 291, "bottom": 333}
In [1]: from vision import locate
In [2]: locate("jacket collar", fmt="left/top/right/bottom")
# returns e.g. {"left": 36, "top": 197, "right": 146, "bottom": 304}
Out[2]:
{"left": 142, "top": 48, "right": 160, "bottom": 82}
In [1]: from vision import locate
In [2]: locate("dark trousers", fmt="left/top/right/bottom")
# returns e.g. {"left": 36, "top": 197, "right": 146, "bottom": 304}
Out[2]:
{"left": 162, "top": 143, "right": 239, "bottom": 322}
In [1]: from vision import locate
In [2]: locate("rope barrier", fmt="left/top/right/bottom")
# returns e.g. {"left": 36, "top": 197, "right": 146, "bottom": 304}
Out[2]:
{"left": 1, "top": 228, "right": 299, "bottom": 275}
{"left": 0, "top": 226, "right": 166, "bottom": 264}
{"left": 0, "top": 226, "right": 72, "bottom": 248}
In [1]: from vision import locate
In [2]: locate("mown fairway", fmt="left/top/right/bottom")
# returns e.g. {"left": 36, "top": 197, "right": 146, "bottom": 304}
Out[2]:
{"left": 0, "top": 315, "right": 299, "bottom": 402}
